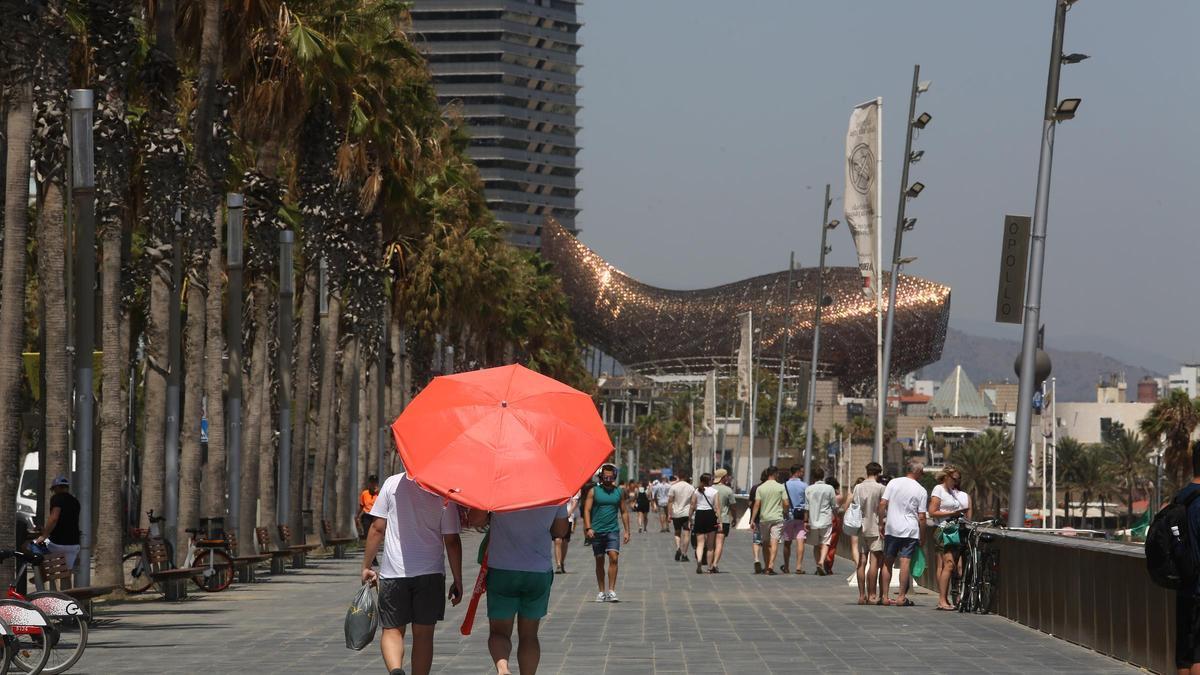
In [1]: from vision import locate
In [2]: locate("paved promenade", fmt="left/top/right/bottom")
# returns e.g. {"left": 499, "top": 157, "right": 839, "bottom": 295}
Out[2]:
{"left": 77, "top": 529, "right": 1137, "bottom": 674}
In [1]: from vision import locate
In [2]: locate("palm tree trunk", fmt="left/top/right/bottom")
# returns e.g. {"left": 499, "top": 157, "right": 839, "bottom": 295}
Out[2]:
{"left": 95, "top": 213, "right": 126, "bottom": 588}
{"left": 365, "top": 361, "right": 378, "bottom": 485}
{"left": 289, "top": 268, "right": 316, "bottom": 542}
{"left": 176, "top": 281, "right": 206, "bottom": 562}
{"left": 140, "top": 272, "right": 169, "bottom": 527}
{"left": 200, "top": 204, "right": 225, "bottom": 518}
{"left": 256, "top": 314, "right": 277, "bottom": 538}
{"left": 0, "top": 81, "right": 34, "bottom": 572}
{"left": 36, "top": 181, "right": 70, "bottom": 484}
{"left": 239, "top": 287, "right": 267, "bottom": 542}
{"left": 309, "top": 293, "right": 340, "bottom": 526}
{"left": 334, "top": 337, "right": 358, "bottom": 537}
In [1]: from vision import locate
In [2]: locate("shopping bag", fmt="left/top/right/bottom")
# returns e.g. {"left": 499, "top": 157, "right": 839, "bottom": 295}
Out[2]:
{"left": 842, "top": 503, "right": 863, "bottom": 535}
{"left": 344, "top": 583, "right": 378, "bottom": 650}
{"left": 911, "top": 546, "right": 927, "bottom": 578}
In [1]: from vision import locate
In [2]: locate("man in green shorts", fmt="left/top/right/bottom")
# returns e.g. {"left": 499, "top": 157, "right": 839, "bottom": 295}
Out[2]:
{"left": 480, "top": 503, "right": 570, "bottom": 675}
{"left": 584, "top": 464, "right": 631, "bottom": 602}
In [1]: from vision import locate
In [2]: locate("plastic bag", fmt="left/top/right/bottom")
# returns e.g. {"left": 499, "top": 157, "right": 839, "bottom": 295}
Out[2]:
{"left": 345, "top": 584, "right": 378, "bottom": 650}
{"left": 842, "top": 503, "right": 863, "bottom": 534}
{"left": 911, "top": 546, "right": 927, "bottom": 578}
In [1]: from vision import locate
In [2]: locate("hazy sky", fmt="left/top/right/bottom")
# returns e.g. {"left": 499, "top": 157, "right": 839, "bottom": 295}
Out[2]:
{"left": 573, "top": 1, "right": 1199, "bottom": 366}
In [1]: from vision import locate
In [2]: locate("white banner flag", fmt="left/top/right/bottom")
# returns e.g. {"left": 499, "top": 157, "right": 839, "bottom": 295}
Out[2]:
{"left": 844, "top": 100, "right": 880, "bottom": 297}
{"left": 703, "top": 370, "right": 717, "bottom": 433}
{"left": 737, "top": 312, "right": 752, "bottom": 402}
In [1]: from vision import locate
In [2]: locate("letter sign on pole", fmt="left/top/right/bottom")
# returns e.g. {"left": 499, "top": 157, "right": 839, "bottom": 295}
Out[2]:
{"left": 995, "top": 215, "right": 1032, "bottom": 324}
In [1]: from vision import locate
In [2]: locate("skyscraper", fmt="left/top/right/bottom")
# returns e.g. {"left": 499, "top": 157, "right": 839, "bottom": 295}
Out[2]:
{"left": 407, "top": 1, "right": 582, "bottom": 248}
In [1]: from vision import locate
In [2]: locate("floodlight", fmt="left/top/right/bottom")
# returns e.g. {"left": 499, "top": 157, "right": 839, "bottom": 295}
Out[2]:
{"left": 905, "top": 182, "right": 925, "bottom": 199}
{"left": 909, "top": 150, "right": 925, "bottom": 163}
{"left": 826, "top": 219, "right": 840, "bottom": 230}
{"left": 1062, "top": 53, "right": 1090, "bottom": 64}
{"left": 913, "top": 112, "right": 932, "bottom": 129}
{"left": 903, "top": 218, "right": 917, "bottom": 231}
{"left": 1054, "top": 98, "right": 1082, "bottom": 121}
{"left": 917, "top": 80, "right": 932, "bottom": 94}
{"left": 897, "top": 256, "right": 918, "bottom": 266}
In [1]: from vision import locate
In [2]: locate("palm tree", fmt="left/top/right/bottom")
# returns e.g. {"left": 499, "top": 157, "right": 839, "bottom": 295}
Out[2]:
{"left": 953, "top": 429, "right": 1012, "bottom": 518}
{"left": 1140, "top": 390, "right": 1200, "bottom": 487}
{"left": 31, "top": 0, "right": 71, "bottom": 484}
{"left": 1055, "top": 436, "right": 1086, "bottom": 522}
{"left": 91, "top": 0, "right": 139, "bottom": 589}
{"left": 0, "top": 17, "right": 36, "bottom": 571}
{"left": 1104, "top": 429, "right": 1152, "bottom": 528}
{"left": 1070, "top": 444, "right": 1115, "bottom": 530}
{"left": 848, "top": 416, "right": 874, "bottom": 444}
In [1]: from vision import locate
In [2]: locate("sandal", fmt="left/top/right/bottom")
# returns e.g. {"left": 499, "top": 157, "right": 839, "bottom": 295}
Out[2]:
{"left": 896, "top": 598, "right": 915, "bottom": 607}
{"left": 882, "top": 598, "right": 895, "bottom": 606}
{"left": 766, "top": 568, "right": 777, "bottom": 576}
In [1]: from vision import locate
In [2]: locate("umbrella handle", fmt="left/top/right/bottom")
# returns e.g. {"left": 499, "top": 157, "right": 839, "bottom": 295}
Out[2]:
{"left": 460, "top": 552, "right": 488, "bottom": 636}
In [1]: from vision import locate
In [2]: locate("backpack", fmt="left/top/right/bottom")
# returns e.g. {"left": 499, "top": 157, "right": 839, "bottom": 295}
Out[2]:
{"left": 1146, "top": 490, "right": 1200, "bottom": 590}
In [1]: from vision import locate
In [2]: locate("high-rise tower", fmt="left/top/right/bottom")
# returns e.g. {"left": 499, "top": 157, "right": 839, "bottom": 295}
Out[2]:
{"left": 408, "top": 1, "right": 582, "bottom": 248}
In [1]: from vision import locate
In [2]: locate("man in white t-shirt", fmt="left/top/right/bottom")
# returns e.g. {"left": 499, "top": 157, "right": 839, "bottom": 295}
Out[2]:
{"left": 667, "top": 476, "right": 696, "bottom": 562}
{"left": 651, "top": 479, "right": 671, "bottom": 532}
{"left": 363, "top": 473, "right": 464, "bottom": 675}
{"left": 876, "top": 459, "right": 928, "bottom": 607}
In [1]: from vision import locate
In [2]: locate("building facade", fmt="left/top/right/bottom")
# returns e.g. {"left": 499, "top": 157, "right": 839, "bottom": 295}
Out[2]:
{"left": 408, "top": 0, "right": 582, "bottom": 248}
{"left": 1169, "top": 364, "right": 1200, "bottom": 398}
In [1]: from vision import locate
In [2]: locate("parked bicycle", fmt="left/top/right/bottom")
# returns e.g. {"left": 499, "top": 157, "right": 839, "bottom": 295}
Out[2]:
{"left": 957, "top": 519, "right": 1000, "bottom": 614}
{"left": 0, "top": 548, "right": 86, "bottom": 674}
{"left": 0, "top": 593, "right": 52, "bottom": 674}
{"left": 123, "top": 511, "right": 234, "bottom": 594}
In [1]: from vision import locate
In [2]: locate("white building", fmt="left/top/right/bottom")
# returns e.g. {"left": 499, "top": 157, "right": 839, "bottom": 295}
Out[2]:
{"left": 1054, "top": 401, "right": 1154, "bottom": 444}
{"left": 1169, "top": 364, "right": 1200, "bottom": 398}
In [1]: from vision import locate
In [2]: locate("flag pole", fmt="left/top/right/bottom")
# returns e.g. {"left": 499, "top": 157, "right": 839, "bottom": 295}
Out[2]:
{"left": 874, "top": 96, "right": 885, "bottom": 466}
{"left": 748, "top": 310, "right": 756, "bottom": 485}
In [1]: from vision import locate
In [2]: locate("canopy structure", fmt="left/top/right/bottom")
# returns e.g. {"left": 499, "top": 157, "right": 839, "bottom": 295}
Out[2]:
{"left": 540, "top": 220, "right": 952, "bottom": 389}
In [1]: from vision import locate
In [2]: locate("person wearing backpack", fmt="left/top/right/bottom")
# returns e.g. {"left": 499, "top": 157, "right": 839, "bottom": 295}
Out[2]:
{"left": 1148, "top": 442, "right": 1200, "bottom": 673}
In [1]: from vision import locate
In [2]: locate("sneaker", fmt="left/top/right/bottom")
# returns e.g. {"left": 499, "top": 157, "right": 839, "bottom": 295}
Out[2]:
{"left": 389, "top": 669, "right": 406, "bottom": 675}
{"left": 606, "top": 591, "right": 620, "bottom": 603}
{"left": 674, "top": 550, "right": 681, "bottom": 562}
{"left": 596, "top": 592, "right": 608, "bottom": 603}
{"left": 754, "top": 561, "right": 763, "bottom": 574}
{"left": 680, "top": 555, "right": 689, "bottom": 562}
{"left": 696, "top": 562, "right": 703, "bottom": 575}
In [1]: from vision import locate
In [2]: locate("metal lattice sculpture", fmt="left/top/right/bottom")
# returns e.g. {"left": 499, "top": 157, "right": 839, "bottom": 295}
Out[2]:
{"left": 540, "top": 220, "right": 951, "bottom": 388}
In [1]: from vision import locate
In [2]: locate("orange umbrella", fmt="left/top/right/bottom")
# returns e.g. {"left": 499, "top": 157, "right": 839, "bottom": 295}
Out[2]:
{"left": 391, "top": 364, "right": 611, "bottom": 512}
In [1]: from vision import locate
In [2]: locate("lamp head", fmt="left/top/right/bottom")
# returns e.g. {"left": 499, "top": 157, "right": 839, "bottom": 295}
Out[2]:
{"left": 826, "top": 219, "right": 840, "bottom": 230}
{"left": 897, "top": 256, "right": 918, "bottom": 266}
{"left": 905, "top": 182, "right": 926, "bottom": 199}
{"left": 913, "top": 112, "right": 932, "bottom": 129}
{"left": 903, "top": 218, "right": 917, "bottom": 232}
{"left": 909, "top": 150, "right": 925, "bottom": 163}
{"left": 1054, "top": 97, "right": 1082, "bottom": 121}
{"left": 1062, "top": 53, "right": 1090, "bottom": 64}
{"left": 916, "top": 80, "right": 932, "bottom": 95}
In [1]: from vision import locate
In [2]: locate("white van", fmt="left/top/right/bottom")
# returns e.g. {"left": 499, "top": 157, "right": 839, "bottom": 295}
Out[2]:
{"left": 16, "top": 452, "right": 38, "bottom": 532}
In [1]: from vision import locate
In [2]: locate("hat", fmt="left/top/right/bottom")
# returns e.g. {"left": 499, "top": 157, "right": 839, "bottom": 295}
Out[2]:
{"left": 51, "top": 475, "right": 70, "bottom": 488}
{"left": 714, "top": 468, "right": 728, "bottom": 480}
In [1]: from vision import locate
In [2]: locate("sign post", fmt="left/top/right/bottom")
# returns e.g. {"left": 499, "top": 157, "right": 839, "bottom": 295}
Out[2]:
{"left": 995, "top": 215, "right": 1032, "bottom": 324}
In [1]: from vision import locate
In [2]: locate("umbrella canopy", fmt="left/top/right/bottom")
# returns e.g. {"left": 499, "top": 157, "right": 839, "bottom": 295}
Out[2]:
{"left": 392, "top": 364, "right": 612, "bottom": 512}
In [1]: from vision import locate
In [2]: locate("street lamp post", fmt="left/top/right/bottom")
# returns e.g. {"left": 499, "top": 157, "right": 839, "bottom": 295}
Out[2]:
{"left": 226, "top": 193, "right": 244, "bottom": 540}
{"left": 770, "top": 251, "right": 795, "bottom": 466}
{"left": 1009, "top": 0, "right": 1086, "bottom": 527}
{"left": 881, "top": 65, "right": 930, "bottom": 423}
{"left": 803, "top": 185, "right": 838, "bottom": 482}
{"left": 69, "top": 90, "right": 97, "bottom": 585}
{"left": 277, "top": 231, "right": 294, "bottom": 533}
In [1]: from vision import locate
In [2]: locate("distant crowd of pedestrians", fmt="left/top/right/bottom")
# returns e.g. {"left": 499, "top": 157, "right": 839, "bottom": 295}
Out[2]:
{"left": 360, "top": 457, "right": 975, "bottom": 674}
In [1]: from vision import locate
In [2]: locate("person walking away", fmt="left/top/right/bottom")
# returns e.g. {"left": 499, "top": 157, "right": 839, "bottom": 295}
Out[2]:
{"left": 852, "top": 462, "right": 886, "bottom": 604}
{"left": 359, "top": 474, "right": 380, "bottom": 538}
{"left": 554, "top": 488, "right": 582, "bottom": 574}
{"left": 362, "top": 473, "right": 464, "bottom": 675}
{"left": 652, "top": 478, "right": 671, "bottom": 532}
{"left": 635, "top": 481, "right": 651, "bottom": 533}
{"left": 710, "top": 469, "right": 736, "bottom": 573}
{"left": 690, "top": 473, "right": 720, "bottom": 574}
{"left": 667, "top": 475, "right": 695, "bottom": 562}
{"left": 468, "top": 503, "right": 570, "bottom": 675}
{"left": 929, "top": 466, "right": 971, "bottom": 610}
{"left": 34, "top": 476, "right": 81, "bottom": 569}
{"left": 877, "top": 459, "right": 928, "bottom": 607}
{"left": 747, "top": 468, "right": 770, "bottom": 573}
{"left": 1172, "top": 443, "right": 1200, "bottom": 674}
{"left": 781, "top": 466, "right": 808, "bottom": 574}
{"left": 822, "top": 477, "right": 847, "bottom": 574}
{"left": 804, "top": 467, "right": 837, "bottom": 576}
{"left": 583, "top": 465, "right": 631, "bottom": 602}
{"left": 750, "top": 466, "right": 789, "bottom": 576}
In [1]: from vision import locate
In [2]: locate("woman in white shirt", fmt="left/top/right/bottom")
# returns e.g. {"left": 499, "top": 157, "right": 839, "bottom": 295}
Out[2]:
{"left": 928, "top": 466, "right": 972, "bottom": 610}
{"left": 690, "top": 473, "right": 720, "bottom": 575}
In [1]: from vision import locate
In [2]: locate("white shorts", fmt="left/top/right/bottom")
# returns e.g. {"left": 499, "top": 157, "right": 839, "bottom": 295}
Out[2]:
{"left": 808, "top": 526, "right": 833, "bottom": 546}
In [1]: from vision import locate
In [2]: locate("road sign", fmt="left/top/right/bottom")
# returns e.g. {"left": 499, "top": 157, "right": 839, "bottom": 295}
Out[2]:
{"left": 995, "top": 215, "right": 1031, "bottom": 324}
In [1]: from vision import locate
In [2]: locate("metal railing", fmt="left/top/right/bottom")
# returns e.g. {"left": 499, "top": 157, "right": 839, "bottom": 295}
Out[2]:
{"left": 836, "top": 523, "right": 1170, "bottom": 673}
